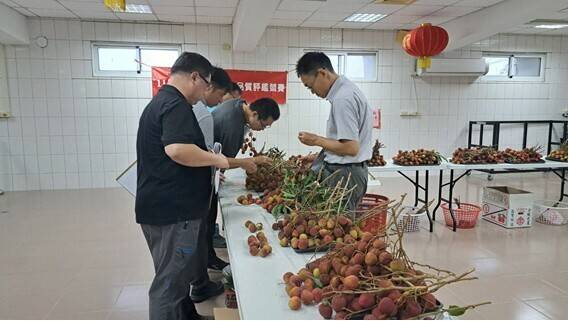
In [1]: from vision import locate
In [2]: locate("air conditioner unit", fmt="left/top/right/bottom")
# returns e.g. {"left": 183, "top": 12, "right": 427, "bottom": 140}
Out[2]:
{"left": 415, "top": 58, "right": 489, "bottom": 77}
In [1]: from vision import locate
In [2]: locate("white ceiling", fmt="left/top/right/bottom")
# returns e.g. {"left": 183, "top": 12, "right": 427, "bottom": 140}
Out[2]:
{"left": 0, "top": 0, "right": 566, "bottom": 35}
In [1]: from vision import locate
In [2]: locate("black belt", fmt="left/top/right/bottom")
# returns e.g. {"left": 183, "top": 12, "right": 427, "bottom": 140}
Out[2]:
{"left": 324, "top": 161, "right": 366, "bottom": 167}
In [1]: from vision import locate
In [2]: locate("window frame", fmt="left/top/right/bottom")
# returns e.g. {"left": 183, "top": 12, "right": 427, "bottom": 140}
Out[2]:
{"left": 92, "top": 42, "right": 182, "bottom": 78}
{"left": 304, "top": 49, "right": 378, "bottom": 82}
{"left": 481, "top": 51, "right": 546, "bottom": 83}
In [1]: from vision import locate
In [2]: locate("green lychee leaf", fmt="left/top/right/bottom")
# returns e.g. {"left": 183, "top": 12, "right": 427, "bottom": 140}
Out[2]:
{"left": 313, "top": 277, "right": 323, "bottom": 288}
{"left": 447, "top": 305, "right": 467, "bottom": 316}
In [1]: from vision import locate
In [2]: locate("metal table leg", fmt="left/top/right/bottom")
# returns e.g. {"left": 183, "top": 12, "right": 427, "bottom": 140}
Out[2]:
{"left": 562, "top": 168, "right": 567, "bottom": 202}
{"left": 433, "top": 169, "right": 444, "bottom": 218}
{"left": 448, "top": 169, "right": 457, "bottom": 231}
{"left": 425, "top": 170, "right": 433, "bottom": 232}
{"left": 414, "top": 171, "right": 420, "bottom": 207}
{"left": 397, "top": 170, "right": 433, "bottom": 232}
{"left": 552, "top": 168, "right": 568, "bottom": 202}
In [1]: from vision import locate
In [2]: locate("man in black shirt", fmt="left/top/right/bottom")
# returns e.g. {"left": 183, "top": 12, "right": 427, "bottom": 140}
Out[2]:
{"left": 136, "top": 52, "right": 229, "bottom": 320}
{"left": 212, "top": 97, "right": 280, "bottom": 162}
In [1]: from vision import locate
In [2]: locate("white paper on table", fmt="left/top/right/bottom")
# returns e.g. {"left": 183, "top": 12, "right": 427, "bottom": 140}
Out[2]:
{"left": 116, "top": 161, "right": 137, "bottom": 197}
{"left": 213, "top": 142, "right": 222, "bottom": 192}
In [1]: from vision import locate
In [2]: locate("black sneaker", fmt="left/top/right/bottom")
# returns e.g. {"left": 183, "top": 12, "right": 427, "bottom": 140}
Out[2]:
{"left": 212, "top": 233, "right": 227, "bottom": 248}
{"left": 190, "top": 281, "right": 224, "bottom": 303}
{"left": 208, "top": 256, "right": 229, "bottom": 271}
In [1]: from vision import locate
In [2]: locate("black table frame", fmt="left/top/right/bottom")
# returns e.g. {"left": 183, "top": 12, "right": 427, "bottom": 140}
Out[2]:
{"left": 468, "top": 120, "right": 568, "bottom": 178}
{"left": 396, "top": 170, "right": 434, "bottom": 232}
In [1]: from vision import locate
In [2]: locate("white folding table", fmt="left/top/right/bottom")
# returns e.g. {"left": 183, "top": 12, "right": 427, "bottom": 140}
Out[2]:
{"left": 433, "top": 159, "right": 568, "bottom": 231}
{"left": 368, "top": 160, "right": 447, "bottom": 232}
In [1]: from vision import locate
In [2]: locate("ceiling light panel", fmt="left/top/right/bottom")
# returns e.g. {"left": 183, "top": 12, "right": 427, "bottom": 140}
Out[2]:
{"left": 344, "top": 13, "right": 387, "bottom": 22}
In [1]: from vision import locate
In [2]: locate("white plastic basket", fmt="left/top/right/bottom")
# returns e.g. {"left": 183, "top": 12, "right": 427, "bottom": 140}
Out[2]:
{"left": 533, "top": 200, "right": 568, "bottom": 225}
{"left": 395, "top": 206, "right": 427, "bottom": 232}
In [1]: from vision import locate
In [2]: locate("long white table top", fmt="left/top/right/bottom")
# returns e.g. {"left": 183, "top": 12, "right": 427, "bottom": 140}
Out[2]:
{"left": 445, "top": 159, "right": 567, "bottom": 170}
{"left": 218, "top": 170, "right": 323, "bottom": 320}
{"left": 368, "top": 160, "right": 446, "bottom": 173}
{"left": 218, "top": 170, "right": 457, "bottom": 319}
{"left": 368, "top": 158, "right": 567, "bottom": 175}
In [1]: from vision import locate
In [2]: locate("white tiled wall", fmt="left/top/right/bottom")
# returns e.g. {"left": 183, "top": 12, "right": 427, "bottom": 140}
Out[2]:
{"left": 0, "top": 18, "right": 567, "bottom": 191}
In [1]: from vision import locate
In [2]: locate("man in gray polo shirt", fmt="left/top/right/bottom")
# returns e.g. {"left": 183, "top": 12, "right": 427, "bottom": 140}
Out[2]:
{"left": 190, "top": 66, "right": 233, "bottom": 303}
{"left": 295, "top": 52, "right": 372, "bottom": 211}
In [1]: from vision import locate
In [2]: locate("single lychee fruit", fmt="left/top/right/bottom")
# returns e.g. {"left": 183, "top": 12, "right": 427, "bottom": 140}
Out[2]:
{"left": 301, "top": 289, "right": 314, "bottom": 305}
{"left": 289, "top": 286, "right": 301, "bottom": 298}
{"left": 342, "top": 275, "right": 359, "bottom": 290}
{"left": 331, "top": 295, "right": 347, "bottom": 312}
{"left": 289, "top": 275, "right": 303, "bottom": 287}
{"left": 249, "top": 245, "right": 259, "bottom": 256}
{"left": 365, "top": 252, "right": 378, "bottom": 266}
{"left": 312, "top": 288, "right": 323, "bottom": 303}
{"left": 390, "top": 259, "right": 405, "bottom": 272}
{"left": 358, "top": 293, "right": 376, "bottom": 309}
{"left": 422, "top": 293, "right": 437, "bottom": 311}
{"left": 283, "top": 272, "right": 293, "bottom": 283}
{"left": 378, "top": 297, "right": 396, "bottom": 315}
{"left": 288, "top": 296, "right": 301, "bottom": 310}
{"left": 373, "top": 238, "right": 386, "bottom": 249}
{"left": 319, "top": 304, "right": 333, "bottom": 319}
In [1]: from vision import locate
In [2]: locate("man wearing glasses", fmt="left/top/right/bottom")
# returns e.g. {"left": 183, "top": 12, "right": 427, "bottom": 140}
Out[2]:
{"left": 295, "top": 52, "right": 373, "bottom": 212}
{"left": 189, "top": 66, "right": 233, "bottom": 303}
{"left": 136, "top": 52, "right": 229, "bottom": 319}
{"left": 208, "top": 97, "right": 280, "bottom": 223}
{"left": 212, "top": 97, "right": 280, "bottom": 164}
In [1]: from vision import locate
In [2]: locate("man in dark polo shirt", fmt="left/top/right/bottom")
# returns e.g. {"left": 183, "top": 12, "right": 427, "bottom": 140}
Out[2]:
{"left": 191, "top": 97, "right": 279, "bottom": 276}
{"left": 212, "top": 97, "right": 280, "bottom": 161}
{"left": 136, "top": 52, "right": 229, "bottom": 320}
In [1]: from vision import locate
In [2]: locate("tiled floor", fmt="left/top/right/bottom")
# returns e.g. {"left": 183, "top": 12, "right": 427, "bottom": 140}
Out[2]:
{"left": 0, "top": 171, "right": 566, "bottom": 320}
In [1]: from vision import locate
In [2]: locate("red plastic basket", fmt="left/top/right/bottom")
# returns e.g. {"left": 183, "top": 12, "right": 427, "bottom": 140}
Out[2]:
{"left": 441, "top": 202, "right": 481, "bottom": 229}
{"left": 356, "top": 194, "right": 390, "bottom": 233}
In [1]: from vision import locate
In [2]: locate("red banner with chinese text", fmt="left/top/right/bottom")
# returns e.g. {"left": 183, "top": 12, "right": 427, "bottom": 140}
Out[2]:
{"left": 151, "top": 67, "right": 171, "bottom": 96}
{"left": 151, "top": 67, "right": 287, "bottom": 104}
{"left": 226, "top": 69, "right": 287, "bottom": 104}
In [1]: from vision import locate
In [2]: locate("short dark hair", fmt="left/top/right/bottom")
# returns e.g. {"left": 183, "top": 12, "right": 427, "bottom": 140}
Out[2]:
{"left": 211, "top": 67, "right": 232, "bottom": 92}
{"left": 250, "top": 98, "right": 280, "bottom": 121}
{"left": 296, "top": 52, "right": 335, "bottom": 77}
{"left": 170, "top": 52, "right": 212, "bottom": 79}
{"left": 231, "top": 82, "right": 242, "bottom": 94}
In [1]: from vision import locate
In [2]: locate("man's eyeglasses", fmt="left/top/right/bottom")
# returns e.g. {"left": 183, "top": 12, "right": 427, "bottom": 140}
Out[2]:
{"left": 303, "top": 69, "right": 322, "bottom": 90}
{"left": 197, "top": 72, "right": 211, "bottom": 86}
{"left": 259, "top": 119, "right": 271, "bottom": 129}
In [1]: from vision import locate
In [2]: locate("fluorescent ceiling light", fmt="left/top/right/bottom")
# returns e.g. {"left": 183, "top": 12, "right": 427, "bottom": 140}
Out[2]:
{"left": 534, "top": 24, "right": 567, "bottom": 29}
{"left": 125, "top": 4, "right": 153, "bottom": 14}
{"left": 107, "top": 2, "right": 153, "bottom": 13}
{"left": 344, "top": 13, "right": 387, "bottom": 23}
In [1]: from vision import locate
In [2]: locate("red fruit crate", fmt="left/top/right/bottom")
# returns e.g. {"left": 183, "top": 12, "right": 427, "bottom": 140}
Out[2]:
{"left": 441, "top": 202, "right": 481, "bottom": 229}
{"left": 356, "top": 194, "right": 390, "bottom": 233}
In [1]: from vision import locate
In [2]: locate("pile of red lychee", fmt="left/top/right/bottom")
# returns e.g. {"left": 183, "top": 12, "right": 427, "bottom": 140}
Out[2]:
{"left": 244, "top": 220, "right": 263, "bottom": 233}
{"left": 282, "top": 233, "right": 440, "bottom": 319}
{"left": 247, "top": 232, "right": 272, "bottom": 258}
{"left": 273, "top": 213, "right": 360, "bottom": 251}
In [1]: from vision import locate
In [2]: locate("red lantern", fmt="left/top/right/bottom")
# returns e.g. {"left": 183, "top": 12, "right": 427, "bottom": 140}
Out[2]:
{"left": 402, "top": 23, "right": 449, "bottom": 69}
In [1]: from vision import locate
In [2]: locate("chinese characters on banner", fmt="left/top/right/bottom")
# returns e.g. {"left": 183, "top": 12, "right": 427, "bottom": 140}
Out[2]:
{"left": 225, "top": 69, "right": 287, "bottom": 104}
{"left": 151, "top": 67, "right": 287, "bottom": 104}
{"left": 151, "top": 67, "right": 171, "bottom": 96}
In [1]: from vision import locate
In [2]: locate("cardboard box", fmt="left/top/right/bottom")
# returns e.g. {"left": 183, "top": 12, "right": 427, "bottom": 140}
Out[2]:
{"left": 482, "top": 186, "right": 534, "bottom": 228}
{"left": 213, "top": 307, "right": 240, "bottom": 320}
